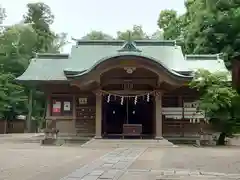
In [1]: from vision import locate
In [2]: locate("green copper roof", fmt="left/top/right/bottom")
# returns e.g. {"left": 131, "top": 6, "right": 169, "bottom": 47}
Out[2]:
{"left": 184, "top": 54, "right": 228, "bottom": 73}
{"left": 118, "top": 41, "right": 142, "bottom": 52}
{"left": 16, "top": 40, "right": 229, "bottom": 82}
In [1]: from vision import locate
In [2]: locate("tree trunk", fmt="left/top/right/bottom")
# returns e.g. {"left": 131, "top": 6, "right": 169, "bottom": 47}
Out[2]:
{"left": 217, "top": 132, "right": 226, "bottom": 145}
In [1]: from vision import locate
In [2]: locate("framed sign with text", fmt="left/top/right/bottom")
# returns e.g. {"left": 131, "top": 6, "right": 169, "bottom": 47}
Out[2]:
{"left": 52, "top": 101, "right": 61, "bottom": 113}
{"left": 78, "top": 98, "right": 88, "bottom": 105}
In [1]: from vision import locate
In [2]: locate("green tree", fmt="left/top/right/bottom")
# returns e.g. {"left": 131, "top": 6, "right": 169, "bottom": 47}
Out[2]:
{"left": 150, "top": 30, "right": 164, "bottom": 40}
{"left": 0, "top": 24, "right": 37, "bottom": 75}
{"left": 0, "top": 68, "right": 27, "bottom": 121}
{"left": 23, "top": 2, "right": 55, "bottom": 53}
{"left": 185, "top": 0, "right": 239, "bottom": 66}
{"left": 0, "top": 5, "right": 6, "bottom": 25}
{"left": 81, "top": 30, "right": 114, "bottom": 40}
{"left": 0, "top": 24, "right": 37, "bottom": 130}
{"left": 157, "top": 10, "right": 183, "bottom": 40}
{"left": 22, "top": 2, "right": 67, "bottom": 132}
{"left": 158, "top": 0, "right": 240, "bottom": 67}
{"left": 0, "top": 3, "right": 66, "bottom": 132}
{"left": 190, "top": 69, "right": 240, "bottom": 145}
{"left": 117, "top": 25, "right": 149, "bottom": 40}
{"left": 23, "top": 2, "right": 66, "bottom": 53}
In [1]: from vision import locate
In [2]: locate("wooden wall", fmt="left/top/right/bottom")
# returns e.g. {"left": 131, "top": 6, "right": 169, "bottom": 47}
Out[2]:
{"left": 162, "top": 86, "right": 213, "bottom": 137}
{"left": 44, "top": 84, "right": 96, "bottom": 136}
{"left": 0, "top": 120, "right": 25, "bottom": 134}
{"left": 75, "top": 93, "right": 96, "bottom": 136}
{"left": 232, "top": 55, "right": 240, "bottom": 91}
{"left": 44, "top": 83, "right": 213, "bottom": 137}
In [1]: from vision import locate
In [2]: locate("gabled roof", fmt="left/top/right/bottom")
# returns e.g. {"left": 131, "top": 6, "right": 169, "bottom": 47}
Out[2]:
{"left": 16, "top": 40, "right": 229, "bottom": 83}
{"left": 184, "top": 54, "right": 228, "bottom": 73}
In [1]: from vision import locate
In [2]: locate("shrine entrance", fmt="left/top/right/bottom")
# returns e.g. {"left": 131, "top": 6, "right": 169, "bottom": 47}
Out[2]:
{"left": 93, "top": 55, "right": 183, "bottom": 139}
{"left": 102, "top": 94, "right": 154, "bottom": 138}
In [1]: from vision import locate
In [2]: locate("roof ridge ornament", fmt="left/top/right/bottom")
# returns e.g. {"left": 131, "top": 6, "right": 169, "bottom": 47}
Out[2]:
{"left": 118, "top": 32, "right": 142, "bottom": 52}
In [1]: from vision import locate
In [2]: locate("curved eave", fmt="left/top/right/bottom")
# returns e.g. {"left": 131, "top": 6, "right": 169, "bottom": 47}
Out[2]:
{"left": 64, "top": 69, "right": 87, "bottom": 76}
{"left": 15, "top": 79, "right": 70, "bottom": 86}
{"left": 64, "top": 52, "right": 193, "bottom": 81}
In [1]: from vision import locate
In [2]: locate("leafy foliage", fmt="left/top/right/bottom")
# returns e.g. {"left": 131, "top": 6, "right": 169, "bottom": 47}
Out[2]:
{"left": 23, "top": 2, "right": 55, "bottom": 53}
{"left": 117, "top": 25, "right": 149, "bottom": 40}
{"left": 158, "top": 10, "right": 183, "bottom": 40}
{"left": 81, "top": 25, "right": 163, "bottom": 41}
{"left": 0, "top": 24, "right": 37, "bottom": 75}
{"left": 0, "top": 5, "right": 6, "bottom": 25}
{"left": 81, "top": 31, "right": 114, "bottom": 40}
{"left": 23, "top": 2, "right": 67, "bottom": 53}
{"left": 190, "top": 70, "right": 240, "bottom": 137}
{"left": 0, "top": 3, "right": 66, "bottom": 131}
{"left": 158, "top": 0, "right": 240, "bottom": 67}
{"left": 150, "top": 30, "right": 164, "bottom": 40}
{"left": 0, "top": 70, "right": 27, "bottom": 119}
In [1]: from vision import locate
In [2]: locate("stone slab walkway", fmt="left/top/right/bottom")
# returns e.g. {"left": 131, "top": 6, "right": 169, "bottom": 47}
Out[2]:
{"left": 61, "top": 147, "right": 240, "bottom": 180}
{"left": 61, "top": 148, "right": 146, "bottom": 180}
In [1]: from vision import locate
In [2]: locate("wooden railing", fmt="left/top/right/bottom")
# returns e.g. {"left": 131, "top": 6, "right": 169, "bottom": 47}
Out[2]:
{"left": 162, "top": 107, "right": 209, "bottom": 137}
{"left": 162, "top": 107, "right": 205, "bottom": 120}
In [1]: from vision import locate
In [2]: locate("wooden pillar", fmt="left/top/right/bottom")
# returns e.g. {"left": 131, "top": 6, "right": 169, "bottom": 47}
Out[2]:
{"left": 179, "top": 96, "right": 184, "bottom": 136}
{"left": 26, "top": 89, "right": 33, "bottom": 133}
{"left": 155, "top": 92, "right": 163, "bottom": 139}
{"left": 73, "top": 95, "right": 76, "bottom": 134}
{"left": 95, "top": 92, "right": 102, "bottom": 139}
{"left": 46, "top": 94, "right": 51, "bottom": 118}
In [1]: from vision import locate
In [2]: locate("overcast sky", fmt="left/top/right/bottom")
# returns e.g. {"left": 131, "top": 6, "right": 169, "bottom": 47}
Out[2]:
{"left": 2, "top": 0, "right": 186, "bottom": 52}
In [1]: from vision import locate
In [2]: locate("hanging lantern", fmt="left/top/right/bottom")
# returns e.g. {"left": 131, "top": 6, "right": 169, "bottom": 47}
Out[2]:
{"left": 147, "top": 93, "right": 150, "bottom": 102}
{"left": 107, "top": 94, "right": 111, "bottom": 103}
{"left": 121, "top": 96, "right": 124, "bottom": 105}
{"left": 134, "top": 96, "right": 138, "bottom": 105}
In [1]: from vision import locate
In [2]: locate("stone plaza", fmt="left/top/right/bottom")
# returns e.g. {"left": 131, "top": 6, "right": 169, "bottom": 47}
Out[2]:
{"left": 1, "top": 140, "right": 240, "bottom": 180}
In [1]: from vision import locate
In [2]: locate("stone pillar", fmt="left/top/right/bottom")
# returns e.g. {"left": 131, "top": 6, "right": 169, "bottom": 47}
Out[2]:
{"left": 155, "top": 92, "right": 163, "bottom": 139}
{"left": 95, "top": 92, "right": 102, "bottom": 139}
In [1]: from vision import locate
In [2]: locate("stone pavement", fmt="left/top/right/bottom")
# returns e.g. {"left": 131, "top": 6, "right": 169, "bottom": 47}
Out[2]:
{"left": 1, "top": 141, "right": 240, "bottom": 180}
{"left": 130, "top": 146, "right": 240, "bottom": 174}
{"left": 121, "top": 169, "right": 240, "bottom": 180}
{"left": 0, "top": 143, "right": 110, "bottom": 180}
{"left": 61, "top": 147, "right": 240, "bottom": 180}
{"left": 61, "top": 148, "right": 146, "bottom": 180}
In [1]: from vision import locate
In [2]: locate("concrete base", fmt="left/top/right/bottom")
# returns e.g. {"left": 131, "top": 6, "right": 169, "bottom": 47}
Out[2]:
{"left": 94, "top": 136, "right": 102, "bottom": 139}
{"left": 155, "top": 136, "right": 164, "bottom": 140}
{"left": 41, "top": 138, "right": 57, "bottom": 145}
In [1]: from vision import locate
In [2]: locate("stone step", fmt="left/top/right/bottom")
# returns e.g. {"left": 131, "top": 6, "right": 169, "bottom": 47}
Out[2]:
{"left": 81, "top": 139, "right": 176, "bottom": 148}
{"left": 0, "top": 134, "right": 91, "bottom": 144}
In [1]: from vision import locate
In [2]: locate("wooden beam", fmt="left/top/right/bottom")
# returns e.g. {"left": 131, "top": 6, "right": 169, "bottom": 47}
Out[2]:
{"left": 101, "top": 78, "right": 157, "bottom": 87}
{"left": 70, "top": 80, "right": 100, "bottom": 91}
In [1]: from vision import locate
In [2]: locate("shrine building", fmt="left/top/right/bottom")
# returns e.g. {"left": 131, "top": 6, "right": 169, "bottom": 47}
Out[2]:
{"left": 16, "top": 40, "right": 229, "bottom": 139}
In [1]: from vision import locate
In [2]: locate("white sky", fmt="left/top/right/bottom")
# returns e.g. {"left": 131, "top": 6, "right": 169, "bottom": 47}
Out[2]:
{"left": 2, "top": 0, "right": 186, "bottom": 52}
